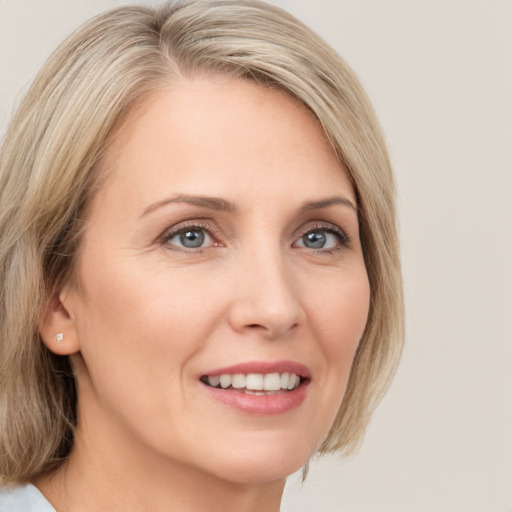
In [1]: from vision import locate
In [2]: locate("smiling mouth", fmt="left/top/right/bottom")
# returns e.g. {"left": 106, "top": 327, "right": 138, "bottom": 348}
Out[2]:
{"left": 200, "top": 372, "right": 306, "bottom": 395}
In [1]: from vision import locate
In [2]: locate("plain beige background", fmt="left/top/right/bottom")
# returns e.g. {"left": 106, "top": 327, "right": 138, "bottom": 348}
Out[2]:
{"left": 1, "top": 1, "right": 511, "bottom": 510}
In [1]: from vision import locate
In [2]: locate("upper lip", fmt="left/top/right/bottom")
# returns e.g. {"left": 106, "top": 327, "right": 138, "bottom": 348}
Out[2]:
{"left": 201, "top": 360, "right": 311, "bottom": 379}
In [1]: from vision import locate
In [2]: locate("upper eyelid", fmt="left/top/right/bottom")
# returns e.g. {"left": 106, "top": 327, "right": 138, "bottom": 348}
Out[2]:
{"left": 161, "top": 219, "right": 217, "bottom": 235}
{"left": 295, "top": 221, "right": 349, "bottom": 239}
{"left": 159, "top": 220, "right": 220, "bottom": 244}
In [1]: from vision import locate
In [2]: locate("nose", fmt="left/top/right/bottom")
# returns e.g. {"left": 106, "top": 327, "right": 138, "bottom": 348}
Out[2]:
{"left": 227, "top": 248, "right": 302, "bottom": 340}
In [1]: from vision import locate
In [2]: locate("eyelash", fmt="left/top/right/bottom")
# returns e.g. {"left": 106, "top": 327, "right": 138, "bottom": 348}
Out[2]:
{"left": 295, "top": 223, "right": 351, "bottom": 253}
{"left": 159, "top": 221, "right": 350, "bottom": 253}
{"left": 159, "top": 221, "right": 220, "bottom": 253}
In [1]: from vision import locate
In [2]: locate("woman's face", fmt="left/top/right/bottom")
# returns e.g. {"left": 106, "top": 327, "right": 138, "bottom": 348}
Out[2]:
{"left": 63, "top": 76, "right": 370, "bottom": 483}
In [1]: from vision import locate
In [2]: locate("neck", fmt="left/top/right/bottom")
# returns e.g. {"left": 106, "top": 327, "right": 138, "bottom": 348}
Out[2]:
{"left": 37, "top": 458, "right": 284, "bottom": 512}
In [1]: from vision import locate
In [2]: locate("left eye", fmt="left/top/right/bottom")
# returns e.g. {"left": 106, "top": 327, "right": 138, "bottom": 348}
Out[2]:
{"left": 295, "top": 228, "right": 344, "bottom": 250}
{"left": 164, "top": 227, "right": 214, "bottom": 249}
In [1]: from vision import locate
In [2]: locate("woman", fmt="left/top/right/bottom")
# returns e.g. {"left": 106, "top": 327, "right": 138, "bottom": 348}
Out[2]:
{"left": 0, "top": 1, "right": 403, "bottom": 510}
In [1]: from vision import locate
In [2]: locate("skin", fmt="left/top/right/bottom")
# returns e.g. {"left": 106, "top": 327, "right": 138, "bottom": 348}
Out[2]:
{"left": 38, "top": 75, "right": 370, "bottom": 512}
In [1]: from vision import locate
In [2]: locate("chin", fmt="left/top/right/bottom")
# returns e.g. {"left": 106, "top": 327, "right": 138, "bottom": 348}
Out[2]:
{"left": 213, "top": 459, "right": 304, "bottom": 485}
{"left": 195, "top": 436, "right": 315, "bottom": 485}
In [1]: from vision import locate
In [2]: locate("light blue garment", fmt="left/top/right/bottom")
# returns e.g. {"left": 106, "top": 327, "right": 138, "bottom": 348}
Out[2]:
{"left": 0, "top": 484, "right": 55, "bottom": 512}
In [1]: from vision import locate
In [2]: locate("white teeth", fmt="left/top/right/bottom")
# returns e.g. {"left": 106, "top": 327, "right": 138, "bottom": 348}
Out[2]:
{"left": 231, "top": 374, "right": 246, "bottom": 389}
{"left": 263, "top": 373, "right": 281, "bottom": 391}
{"left": 205, "top": 372, "right": 302, "bottom": 391}
{"left": 245, "top": 373, "right": 264, "bottom": 390}
{"left": 219, "top": 374, "right": 232, "bottom": 389}
{"left": 208, "top": 375, "right": 220, "bottom": 387}
{"left": 287, "top": 374, "right": 297, "bottom": 390}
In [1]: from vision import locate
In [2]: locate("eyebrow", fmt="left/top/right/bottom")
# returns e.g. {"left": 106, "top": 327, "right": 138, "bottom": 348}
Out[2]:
{"left": 141, "top": 194, "right": 357, "bottom": 217}
{"left": 141, "top": 194, "right": 236, "bottom": 217}
{"left": 300, "top": 196, "right": 357, "bottom": 213}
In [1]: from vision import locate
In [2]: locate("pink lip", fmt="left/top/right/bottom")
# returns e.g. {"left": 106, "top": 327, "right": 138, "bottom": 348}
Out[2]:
{"left": 199, "top": 360, "right": 310, "bottom": 416}
{"left": 202, "top": 360, "right": 311, "bottom": 379}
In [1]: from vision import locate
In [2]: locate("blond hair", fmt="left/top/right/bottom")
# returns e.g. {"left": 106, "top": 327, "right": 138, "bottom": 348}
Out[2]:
{"left": 0, "top": 0, "right": 403, "bottom": 484}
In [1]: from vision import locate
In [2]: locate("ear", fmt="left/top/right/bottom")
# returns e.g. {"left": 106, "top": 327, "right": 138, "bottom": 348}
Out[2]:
{"left": 38, "top": 287, "right": 81, "bottom": 356}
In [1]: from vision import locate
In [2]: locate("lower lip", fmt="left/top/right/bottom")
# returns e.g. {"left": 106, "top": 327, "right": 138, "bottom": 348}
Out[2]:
{"left": 201, "top": 382, "right": 309, "bottom": 415}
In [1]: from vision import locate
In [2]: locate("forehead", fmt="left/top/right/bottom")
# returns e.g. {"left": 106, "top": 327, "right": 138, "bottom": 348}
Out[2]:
{"left": 94, "top": 75, "right": 354, "bottom": 213}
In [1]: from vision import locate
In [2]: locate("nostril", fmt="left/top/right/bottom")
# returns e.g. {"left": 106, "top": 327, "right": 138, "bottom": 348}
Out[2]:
{"left": 227, "top": 288, "right": 302, "bottom": 337}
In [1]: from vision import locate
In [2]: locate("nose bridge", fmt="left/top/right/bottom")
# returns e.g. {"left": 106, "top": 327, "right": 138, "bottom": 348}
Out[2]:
{"left": 229, "top": 239, "right": 301, "bottom": 338}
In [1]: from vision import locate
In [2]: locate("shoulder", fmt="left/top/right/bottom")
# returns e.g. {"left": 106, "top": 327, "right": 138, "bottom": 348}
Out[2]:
{"left": 0, "top": 484, "right": 55, "bottom": 512}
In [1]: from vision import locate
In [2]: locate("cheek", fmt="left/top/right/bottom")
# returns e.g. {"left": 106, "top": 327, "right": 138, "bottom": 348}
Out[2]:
{"left": 306, "top": 267, "right": 370, "bottom": 409}
{"left": 70, "top": 256, "right": 225, "bottom": 397}
{"left": 68, "top": 267, "right": 219, "bottom": 456}
{"left": 311, "top": 269, "right": 370, "bottom": 358}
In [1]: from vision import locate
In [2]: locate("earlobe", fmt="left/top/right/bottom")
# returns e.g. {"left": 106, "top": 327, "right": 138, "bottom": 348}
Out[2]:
{"left": 38, "top": 289, "right": 81, "bottom": 356}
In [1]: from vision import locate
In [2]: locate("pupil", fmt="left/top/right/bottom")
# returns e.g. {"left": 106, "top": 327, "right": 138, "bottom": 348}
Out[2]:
{"left": 304, "top": 231, "right": 326, "bottom": 248}
{"left": 180, "top": 230, "right": 204, "bottom": 248}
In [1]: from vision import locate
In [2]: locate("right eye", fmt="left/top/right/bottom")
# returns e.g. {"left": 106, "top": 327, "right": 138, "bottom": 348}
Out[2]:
{"left": 160, "top": 223, "right": 217, "bottom": 251}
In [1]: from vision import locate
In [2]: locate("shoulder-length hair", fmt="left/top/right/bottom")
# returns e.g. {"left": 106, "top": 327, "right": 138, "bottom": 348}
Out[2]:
{"left": 0, "top": 0, "right": 403, "bottom": 484}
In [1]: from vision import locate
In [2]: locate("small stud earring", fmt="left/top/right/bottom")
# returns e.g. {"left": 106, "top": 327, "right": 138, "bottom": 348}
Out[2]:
{"left": 56, "top": 333, "right": 64, "bottom": 344}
